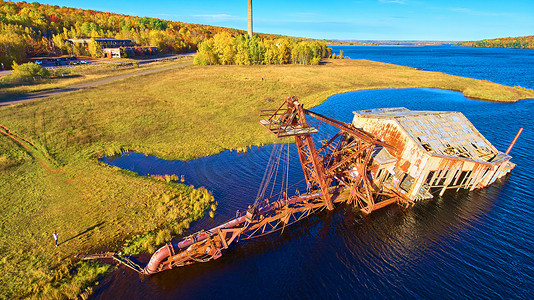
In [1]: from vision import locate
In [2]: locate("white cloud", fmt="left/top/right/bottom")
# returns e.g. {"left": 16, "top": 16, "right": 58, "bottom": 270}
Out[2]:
{"left": 450, "top": 7, "right": 513, "bottom": 17}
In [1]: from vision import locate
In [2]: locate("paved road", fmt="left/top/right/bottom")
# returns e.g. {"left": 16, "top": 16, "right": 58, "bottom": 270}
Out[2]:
{"left": 0, "top": 53, "right": 195, "bottom": 78}
{"left": 0, "top": 60, "right": 192, "bottom": 107}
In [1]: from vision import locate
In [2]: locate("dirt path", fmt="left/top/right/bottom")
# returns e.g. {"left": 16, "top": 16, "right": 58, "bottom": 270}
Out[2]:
{"left": 0, "top": 60, "right": 192, "bottom": 107}
{"left": 0, "top": 124, "right": 53, "bottom": 168}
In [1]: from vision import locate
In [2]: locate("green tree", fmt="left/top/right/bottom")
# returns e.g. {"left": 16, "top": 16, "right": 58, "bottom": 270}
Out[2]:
{"left": 247, "top": 36, "right": 265, "bottom": 65}
{"left": 10, "top": 61, "right": 49, "bottom": 78}
{"left": 234, "top": 35, "right": 250, "bottom": 65}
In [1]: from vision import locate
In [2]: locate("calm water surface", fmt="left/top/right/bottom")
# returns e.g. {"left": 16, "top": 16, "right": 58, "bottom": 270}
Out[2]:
{"left": 330, "top": 46, "right": 534, "bottom": 90}
{"left": 95, "top": 88, "right": 534, "bottom": 299}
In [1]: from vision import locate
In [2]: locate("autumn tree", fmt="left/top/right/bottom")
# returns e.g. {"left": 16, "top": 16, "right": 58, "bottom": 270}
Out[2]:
{"left": 212, "top": 32, "right": 235, "bottom": 65}
{"left": 52, "top": 32, "right": 68, "bottom": 54}
{"left": 0, "top": 31, "right": 26, "bottom": 68}
{"left": 263, "top": 39, "right": 280, "bottom": 64}
{"left": 86, "top": 38, "right": 102, "bottom": 58}
{"left": 0, "top": 0, "right": 331, "bottom": 68}
{"left": 194, "top": 34, "right": 329, "bottom": 66}
{"left": 248, "top": 36, "right": 264, "bottom": 64}
{"left": 277, "top": 38, "right": 292, "bottom": 64}
{"left": 194, "top": 38, "right": 217, "bottom": 65}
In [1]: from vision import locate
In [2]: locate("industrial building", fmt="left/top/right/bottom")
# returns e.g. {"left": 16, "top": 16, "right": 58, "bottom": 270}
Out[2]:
{"left": 353, "top": 107, "right": 514, "bottom": 201}
{"left": 66, "top": 37, "right": 158, "bottom": 58}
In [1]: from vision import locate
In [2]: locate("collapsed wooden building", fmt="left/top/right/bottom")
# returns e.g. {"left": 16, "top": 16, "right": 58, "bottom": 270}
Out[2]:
{"left": 354, "top": 107, "right": 515, "bottom": 202}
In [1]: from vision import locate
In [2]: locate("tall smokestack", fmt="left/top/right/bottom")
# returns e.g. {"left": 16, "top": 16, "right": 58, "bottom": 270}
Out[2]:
{"left": 248, "top": 0, "right": 253, "bottom": 38}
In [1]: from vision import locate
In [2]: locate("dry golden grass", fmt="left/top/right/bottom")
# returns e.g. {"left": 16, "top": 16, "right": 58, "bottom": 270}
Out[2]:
{"left": 15, "top": 58, "right": 522, "bottom": 160}
{"left": 0, "top": 56, "right": 192, "bottom": 102}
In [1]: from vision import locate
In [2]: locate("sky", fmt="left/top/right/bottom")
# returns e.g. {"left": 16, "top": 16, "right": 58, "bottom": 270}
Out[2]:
{"left": 36, "top": 0, "right": 533, "bottom": 41}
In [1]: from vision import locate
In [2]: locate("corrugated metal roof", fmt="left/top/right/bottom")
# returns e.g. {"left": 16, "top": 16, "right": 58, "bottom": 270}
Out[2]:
{"left": 353, "top": 107, "right": 503, "bottom": 162}
{"left": 372, "top": 146, "right": 397, "bottom": 165}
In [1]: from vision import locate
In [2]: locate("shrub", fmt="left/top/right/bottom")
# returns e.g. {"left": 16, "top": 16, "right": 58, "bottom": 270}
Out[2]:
{"left": 11, "top": 62, "right": 50, "bottom": 78}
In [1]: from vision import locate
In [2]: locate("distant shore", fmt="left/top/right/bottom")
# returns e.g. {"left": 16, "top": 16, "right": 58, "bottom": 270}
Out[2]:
{"left": 327, "top": 41, "right": 459, "bottom": 47}
{"left": 1, "top": 58, "right": 533, "bottom": 299}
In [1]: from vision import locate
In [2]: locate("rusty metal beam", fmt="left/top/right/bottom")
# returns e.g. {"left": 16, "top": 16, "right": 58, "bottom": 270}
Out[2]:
{"left": 505, "top": 127, "right": 523, "bottom": 155}
{"left": 294, "top": 105, "right": 334, "bottom": 210}
{"left": 304, "top": 109, "right": 394, "bottom": 150}
{"left": 317, "top": 131, "right": 342, "bottom": 154}
{"left": 137, "top": 96, "right": 412, "bottom": 275}
{"left": 326, "top": 143, "right": 372, "bottom": 175}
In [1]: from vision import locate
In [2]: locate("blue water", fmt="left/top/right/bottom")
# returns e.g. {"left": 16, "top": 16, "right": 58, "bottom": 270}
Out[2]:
{"left": 93, "top": 47, "right": 534, "bottom": 299}
{"left": 330, "top": 46, "right": 534, "bottom": 90}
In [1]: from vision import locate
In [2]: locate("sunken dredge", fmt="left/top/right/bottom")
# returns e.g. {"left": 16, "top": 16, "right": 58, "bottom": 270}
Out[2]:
{"left": 82, "top": 96, "right": 522, "bottom": 275}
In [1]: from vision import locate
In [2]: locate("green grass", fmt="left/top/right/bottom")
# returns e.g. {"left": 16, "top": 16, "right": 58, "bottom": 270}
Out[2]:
{"left": 0, "top": 58, "right": 532, "bottom": 298}
{"left": 0, "top": 130, "right": 213, "bottom": 298}
{"left": 0, "top": 56, "right": 192, "bottom": 102}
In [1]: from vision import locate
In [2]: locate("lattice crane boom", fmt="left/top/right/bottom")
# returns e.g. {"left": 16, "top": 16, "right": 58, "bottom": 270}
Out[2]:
{"left": 83, "top": 96, "right": 402, "bottom": 275}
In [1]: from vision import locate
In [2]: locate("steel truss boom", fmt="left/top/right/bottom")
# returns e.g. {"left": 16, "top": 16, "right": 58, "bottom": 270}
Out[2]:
{"left": 94, "top": 96, "right": 404, "bottom": 275}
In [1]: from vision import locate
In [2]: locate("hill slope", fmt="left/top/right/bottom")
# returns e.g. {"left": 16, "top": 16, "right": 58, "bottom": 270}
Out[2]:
{"left": 457, "top": 35, "right": 534, "bottom": 49}
{"left": 0, "top": 0, "right": 283, "bottom": 67}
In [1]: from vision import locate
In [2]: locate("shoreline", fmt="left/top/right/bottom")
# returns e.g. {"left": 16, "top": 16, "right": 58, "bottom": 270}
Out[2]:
{"left": 1, "top": 58, "right": 533, "bottom": 298}
{"left": 92, "top": 86, "right": 532, "bottom": 298}
{"left": 2, "top": 57, "right": 533, "bottom": 106}
{"left": 327, "top": 44, "right": 456, "bottom": 47}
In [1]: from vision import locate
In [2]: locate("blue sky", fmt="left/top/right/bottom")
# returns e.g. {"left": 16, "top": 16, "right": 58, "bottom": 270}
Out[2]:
{"left": 38, "top": 0, "right": 533, "bottom": 41}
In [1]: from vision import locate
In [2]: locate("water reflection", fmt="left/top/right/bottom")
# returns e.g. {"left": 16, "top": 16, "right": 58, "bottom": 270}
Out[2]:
{"left": 94, "top": 89, "right": 534, "bottom": 299}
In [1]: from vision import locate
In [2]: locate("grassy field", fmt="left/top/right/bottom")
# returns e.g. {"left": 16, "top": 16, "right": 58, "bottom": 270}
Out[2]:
{"left": 0, "top": 56, "right": 192, "bottom": 103}
{"left": 0, "top": 58, "right": 533, "bottom": 299}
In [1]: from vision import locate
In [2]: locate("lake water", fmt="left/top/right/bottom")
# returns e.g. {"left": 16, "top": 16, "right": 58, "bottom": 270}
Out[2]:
{"left": 330, "top": 46, "right": 534, "bottom": 90}
{"left": 93, "top": 47, "right": 534, "bottom": 299}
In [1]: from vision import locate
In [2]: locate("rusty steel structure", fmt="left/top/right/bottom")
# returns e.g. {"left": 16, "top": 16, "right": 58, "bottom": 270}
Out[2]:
{"left": 82, "top": 96, "right": 521, "bottom": 275}
{"left": 351, "top": 107, "right": 520, "bottom": 200}
{"left": 137, "top": 96, "right": 410, "bottom": 275}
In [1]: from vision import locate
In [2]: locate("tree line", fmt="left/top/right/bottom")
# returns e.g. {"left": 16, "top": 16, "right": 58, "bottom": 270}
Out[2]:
{"left": 194, "top": 33, "right": 331, "bottom": 65}
{"left": 457, "top": 36, "right": 534, "bottom": 49}
{"left": 0, "top": 0, "right": 287, "bottom": 68}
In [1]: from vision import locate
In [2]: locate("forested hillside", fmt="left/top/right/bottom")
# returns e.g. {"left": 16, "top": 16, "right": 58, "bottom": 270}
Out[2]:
{"left": 457, "top": 36, "right": 533, "bottom": 49}
{"left": 0, "top": 0, "right": 283, "bottom": 68}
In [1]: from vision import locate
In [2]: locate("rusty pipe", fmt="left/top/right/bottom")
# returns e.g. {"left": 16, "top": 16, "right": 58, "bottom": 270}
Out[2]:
{"left": 505, "top": 128, "right": 523, "bottom": 155}
{"left": 144, "top": 214, "right": 249, "bottom": 274}
{"left": 144, "top": 244, "right": 172, "bottom": 274}
{"left": 143, "top": 192, "right": 325, "bottom": 274}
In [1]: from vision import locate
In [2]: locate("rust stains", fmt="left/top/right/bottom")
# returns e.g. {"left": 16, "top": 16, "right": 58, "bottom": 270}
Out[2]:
{"left": 353, "top": 107, "right": 515, "bottom": 201}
